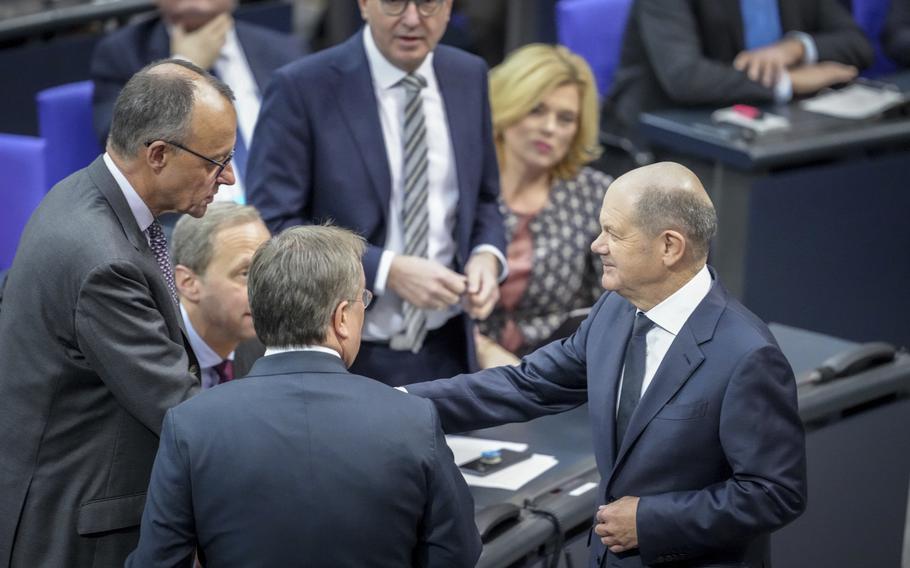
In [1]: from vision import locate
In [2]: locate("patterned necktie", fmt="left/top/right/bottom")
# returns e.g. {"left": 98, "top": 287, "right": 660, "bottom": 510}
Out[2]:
{"left": 615, "top": 312, "right": 656, "bottom": 450}
{"left": 213, "top": 359, "right": 235, "bottom": 384}
{"left": 147, "top": 220, "right": 178, "bottom": 305}
{"left": 389, "top": 73, "right": 430, "bottom": 354}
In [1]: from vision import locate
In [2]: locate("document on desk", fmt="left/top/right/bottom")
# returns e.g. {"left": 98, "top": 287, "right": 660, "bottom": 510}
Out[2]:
{"left": 800, "top": 83, "right": 906, "bottom": 119}
{"left": 446, "top": 435, "right": 558, "bottom": 491}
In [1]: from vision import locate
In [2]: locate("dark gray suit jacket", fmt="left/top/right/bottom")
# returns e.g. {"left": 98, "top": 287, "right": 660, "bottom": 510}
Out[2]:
{"left": 127, "top": 351, "right": 481, "bottom": 568}
{"left": 0, "top": 157, "right": 200, "bottom": 567}
{"left": 408, "top": 273, "right": 807, "bottom": 567}
{"left": 602, "top": 0, "right": 874, "bottom": 143}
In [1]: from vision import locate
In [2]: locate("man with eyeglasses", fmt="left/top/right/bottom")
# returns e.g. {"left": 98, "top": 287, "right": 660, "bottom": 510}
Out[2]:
{"left": 0, "top": 59, "right": 236, "bottom": 566}
{"left": 128, "top": 224, "right": 481, "bottom": 567}
{"left": 247, "top": 0, "right": 508, "bottom": 387}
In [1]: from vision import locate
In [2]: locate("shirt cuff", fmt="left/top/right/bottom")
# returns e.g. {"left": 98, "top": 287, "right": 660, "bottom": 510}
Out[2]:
{"left": 374, "top": 250, "right": 396, "bottom": 296}
{"left": 395, "top": 386, "right": 408, "bottom": 393}
{"left": 788, "top": 31, "right": 818, "bottom": 65}
{"left": 774, "top": 71, "right": 793, "bottom": 104}
{"left": 471, "top": 245, "right": 509, "bottom": 283}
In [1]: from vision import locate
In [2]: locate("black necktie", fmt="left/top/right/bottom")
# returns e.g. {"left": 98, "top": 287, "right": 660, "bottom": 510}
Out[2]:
{"left": 615, "top": 312, "right": 655, "bottom": 450}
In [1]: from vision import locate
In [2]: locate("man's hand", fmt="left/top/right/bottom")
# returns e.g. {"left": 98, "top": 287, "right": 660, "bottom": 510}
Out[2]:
{"left": 789, "top": 62, "right": 858, "bottom": 95}
{"left": 463, "top": 252, "right": 500, "bottom": 320}
{"left": 733, "top": 37, "right": 805, "bottom": 88}
{"left": 387, "top": 255, "right": 467, "bottom": 310}
{"left": 594, "top": 496, "right": 640, "bottom": 553}
{"left": 170, "top": 12, "right": 232, "bottom": 70}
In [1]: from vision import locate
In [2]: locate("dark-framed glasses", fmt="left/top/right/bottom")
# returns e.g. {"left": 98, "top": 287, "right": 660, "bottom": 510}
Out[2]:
{"left": 379, "top": 0, "right": 445, "bottom": 17}
{"left": 145, "top": 140, "right": 234, "bottom": 178}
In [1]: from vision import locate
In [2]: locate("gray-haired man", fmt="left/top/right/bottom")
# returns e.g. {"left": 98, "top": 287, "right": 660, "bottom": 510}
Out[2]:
{"left": 172, "top": 202, "right": 270, "bottom": 385}
{"left": 0, "top": 59, "right": 236, "bottom": 565}
{"left": 129, "top": 225, "right": 481, "bottom": 567}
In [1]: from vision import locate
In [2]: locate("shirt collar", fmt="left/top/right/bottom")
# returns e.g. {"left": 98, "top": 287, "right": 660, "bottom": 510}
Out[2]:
{"left": 264, "top": 345, "right": 342, "bottom": 359}
{"left": 214, "top": 27, "right": 241, "bottom": 67}
{"left": 103, "top": 152, "right": 155, "bottom": 233}
{"left": 643, "top": 265, "right": 712, "bottom": 336}
{"left": 362, "top": 24, "right": 436, "bottom": 91}
{"left": 180, "top": 303, "right": 234, "bottom": 369}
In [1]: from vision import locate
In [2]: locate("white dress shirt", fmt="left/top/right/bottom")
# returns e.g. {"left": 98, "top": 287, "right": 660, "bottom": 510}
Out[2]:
{"left": 103, "top": 152, "right": 154, "bottom": 241}
{"left": 180, "top": 304, "right": 235, "bottom": 389}
{"left": 360, "top": 26, "right": 504, "bottom": 342}
{"left": 264, "top": 345, "right": 342, "bottom": 359}
{"left": 617, "top": 265, "right": 713, "bottom": 411}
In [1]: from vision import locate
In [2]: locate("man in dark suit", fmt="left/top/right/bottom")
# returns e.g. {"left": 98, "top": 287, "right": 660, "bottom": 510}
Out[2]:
{"left": 91, "top": 0, "right": 303, "bottom": 201}
{"left": 0, "top": 59, "right": 237, "bottom": 567}
{"left": 172, "top": 202, "right": 270, "bottom": 384}
{"left": 246, "top": 0, "right": 507, "bottom": 386}
{"left": 602, "top": 0, "right": 874, "bottom": 147}
{"left": 407, "top": 162, "right": 807, "bottom": 567}
{"left": 127, "top": 224, "right": 481, "bottom": 567}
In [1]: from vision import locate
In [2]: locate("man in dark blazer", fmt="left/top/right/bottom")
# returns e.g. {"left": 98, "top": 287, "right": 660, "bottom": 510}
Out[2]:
{"left": 407, "top": 162, "right": 807, "bottom": 567}
{"left": 246, "top": 0, "right": 507, "bottom": 386}
{"left": 127, "top": 225, "right": 481, "bottom": 567}
{"left": 0, "top": 60, "right": 237, "bottom": 567}
{"left": 91, "top": 0, "right": 302, "bottom": 200}
{"left": 172, "top": 202, "right": 270, "bottom": 385}
{"left": 602, "top": 0, "right": 874, "bottom": 146}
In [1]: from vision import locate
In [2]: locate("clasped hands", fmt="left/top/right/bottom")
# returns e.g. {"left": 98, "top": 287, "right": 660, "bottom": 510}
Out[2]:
{"left": 387, "top": 252, "right": 500, "bottom": 320}
{"left": 733, "top": 37, "right": 858, "bottom": 95}
{"left": 594, "top": 496, "right": 640, "bottom": 554}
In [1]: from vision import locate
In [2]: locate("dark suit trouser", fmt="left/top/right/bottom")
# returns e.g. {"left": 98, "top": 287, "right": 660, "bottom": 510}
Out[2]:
{"left": 350, "top": 315, "right": 468, "bottom": 387}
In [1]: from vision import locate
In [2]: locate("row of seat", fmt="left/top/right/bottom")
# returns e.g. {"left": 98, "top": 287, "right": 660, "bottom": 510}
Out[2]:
{"left": 1, "top": 80, "right": 99, "bottom": 270}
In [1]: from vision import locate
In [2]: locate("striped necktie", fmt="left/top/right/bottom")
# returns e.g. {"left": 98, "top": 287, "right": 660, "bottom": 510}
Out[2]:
{"left": 389, "top": 73, "right": 430, "bottom": 353}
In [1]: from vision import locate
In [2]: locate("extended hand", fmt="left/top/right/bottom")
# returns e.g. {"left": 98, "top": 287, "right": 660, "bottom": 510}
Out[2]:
{"left": 789, "top": 62, "right": 858, "bottom": 95}
{"left": 170, "top": 12, "right": 232, "bottom": 70}
{"left": 463, "top": 252, "right": 501, "bottom": 320}
{"left": 387, "top": 255, "right": 467, "bottom": 310}
{"left": 733, "top": 37, "right": 805, "bottom": 88}
{"left": 594, "top": 496, "right": 640, "bottom": 553}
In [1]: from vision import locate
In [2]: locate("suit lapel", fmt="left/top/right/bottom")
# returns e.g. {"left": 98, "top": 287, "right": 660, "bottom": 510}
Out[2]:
{"left": 433, "top": 50, "right": 470, "bottom": 219}
{"left": 592, "top": 303, "right": 636, "bottom": 464}
{"left": 722, "top": 0, "right": 746, "bottom": 52}
{"left": 332, "top": 32, "right": 393, "bottom": 215}
{"left": 234, "top": 23, "right": 268, "bottom": 92}
{"left": 148, "top": 19, "right": 172, "bottom": 61}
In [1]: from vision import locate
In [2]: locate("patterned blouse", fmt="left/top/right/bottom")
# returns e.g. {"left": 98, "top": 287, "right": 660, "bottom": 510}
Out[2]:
{"left": 479, "top": 167, "right": 613, "bottom": 355}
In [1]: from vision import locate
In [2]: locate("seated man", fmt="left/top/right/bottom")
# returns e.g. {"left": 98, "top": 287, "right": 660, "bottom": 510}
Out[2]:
{"left": 602, "top": 0, "right": 874, "bottom": 150}
{"left": 91, "top": 0, "right": 304, "bottom": 201}
{"left": 172, "top": 202, "right": 270, "bottom": 384}
{"left": 128, "top": 225, "right": 481, "bottom": 567}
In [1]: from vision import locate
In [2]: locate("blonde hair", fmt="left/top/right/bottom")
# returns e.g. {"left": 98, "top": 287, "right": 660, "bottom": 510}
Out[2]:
{"left": 489, "top": 44, "right": 602, "bottom": 180}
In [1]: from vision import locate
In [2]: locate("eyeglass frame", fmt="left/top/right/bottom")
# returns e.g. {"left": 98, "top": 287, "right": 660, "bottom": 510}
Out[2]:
{"left": 378, "top": 0, "right": 446, "bottom": 17}
{"left": 145, "top": 140, "right": 234, "bottom": 178}
{"left": 349, "top": 288, "right": 374, "bottom": 310}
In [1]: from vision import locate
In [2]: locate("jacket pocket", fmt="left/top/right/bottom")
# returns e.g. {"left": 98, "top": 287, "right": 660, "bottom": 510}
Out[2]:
{"left": 77, "top": 492, "right": 146, "bottom": 536}
{"left": 654, "top": 400, "right": 707, "bottom": 420}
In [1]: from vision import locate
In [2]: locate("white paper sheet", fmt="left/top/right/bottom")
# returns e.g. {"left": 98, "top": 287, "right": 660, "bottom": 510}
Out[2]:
{"left": 445, "top": 436, "right": 558, "bottom": 491}
{"left": 800, "top": 83, "right": 906, "bottom": 119}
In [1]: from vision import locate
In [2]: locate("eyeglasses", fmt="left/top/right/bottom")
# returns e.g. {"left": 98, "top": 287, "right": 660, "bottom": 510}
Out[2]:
{"left": 145, "top": 140, "right": 234, "bottom": 178}
{"left": 379, "top": 0, "right": 445, "bottom": 17}
{"left": 351, "top": 289, "right": 373, "bottom": 309}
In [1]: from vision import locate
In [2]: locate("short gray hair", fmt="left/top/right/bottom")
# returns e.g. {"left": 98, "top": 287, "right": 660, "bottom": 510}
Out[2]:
{"left": 108, "top": 58, "right": 234, "bottom": 157}
{"left": 172, "top": 203, "right": 265, "bottom": 274}
{"left": 634, "top": 186, "right": 717, "bottom": 260}
{"left": 248, "top": 225, "right": 366, "bottom": 347}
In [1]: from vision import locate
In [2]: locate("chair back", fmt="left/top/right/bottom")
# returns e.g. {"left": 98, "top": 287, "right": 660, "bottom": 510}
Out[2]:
{"left": 37, "top": 80, "right": 101, "bottom": 189}
{"left": 556, "top": 0, "right": 633, "bottom": 98}
{"left": 853, "top": 0, "right": 899, "bottom": 77}
{"left": 0, "top": 134, "right": 46, "bottom": 270}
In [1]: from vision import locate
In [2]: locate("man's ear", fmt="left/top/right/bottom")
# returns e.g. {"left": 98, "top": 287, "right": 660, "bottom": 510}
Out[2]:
{"left": 174, "top": 264, "right": 200, "bottom": 302}
{"left": 145, "top": 140, "right": 168, "bottom": 173}
{"left": 661, "top": 229, "right": 687, "bottom": 267}
{"left": 332, "top": 300, "right": 352, "bottom": 341}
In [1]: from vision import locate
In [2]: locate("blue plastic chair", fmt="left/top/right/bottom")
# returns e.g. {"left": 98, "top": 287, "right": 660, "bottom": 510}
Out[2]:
{"left": 0, "top": 134, "right": 46, "bottom": 271}
{"left": 36, "top": 81, "right": 101, "bottom": 190}
{"left": 853, "top": 0, "right": 899, "bottom": 78}
{"left": 556, "top": 0, "right": 633, "bottom": 98}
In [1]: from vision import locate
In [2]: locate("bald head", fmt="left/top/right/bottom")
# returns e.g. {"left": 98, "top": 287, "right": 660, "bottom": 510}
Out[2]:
{"left": 108, "top": 58, "right": 234, "bottom": 158}
{"left": 612, "top": 162, "right": 716, "bottom": 262}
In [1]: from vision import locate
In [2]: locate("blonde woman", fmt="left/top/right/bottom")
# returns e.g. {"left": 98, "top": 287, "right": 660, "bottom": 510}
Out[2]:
{"left": 477, "top": 43, "right": 612, "bottom": 366}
